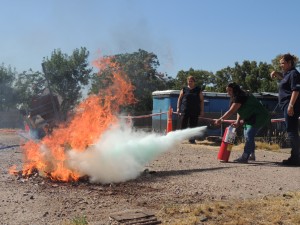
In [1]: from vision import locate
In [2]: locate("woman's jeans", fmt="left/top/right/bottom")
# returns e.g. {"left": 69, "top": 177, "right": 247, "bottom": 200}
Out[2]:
{"left": 243, "top": 126, "right": 258, "bottom": 156}
{"left": 284, "top": 106, "right": 300, "bottom": 160}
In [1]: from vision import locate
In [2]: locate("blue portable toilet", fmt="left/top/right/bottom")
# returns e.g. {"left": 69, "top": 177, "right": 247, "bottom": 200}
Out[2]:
{"left": 152, "top": 90, "right": 180, "bottom": 133}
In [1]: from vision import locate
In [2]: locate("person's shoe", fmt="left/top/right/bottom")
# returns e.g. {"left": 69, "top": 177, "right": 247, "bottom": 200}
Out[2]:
{"left": 188, "top": 139, "right": 196, "bottom": 144}
{"left": 281, "top": 158, "right": 300, "bottom": 167}
{"left": 248, "top": 153, "right": 256, "bottom": 161}
{"left": 233, "top": 153, "right": 249, "bottom": 163}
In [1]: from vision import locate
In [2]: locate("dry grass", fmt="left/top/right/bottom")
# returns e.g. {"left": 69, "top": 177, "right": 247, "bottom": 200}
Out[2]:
{"left": 158, "top": 192, "right": 300, "bottom": 225}
{"left": 233, "top": 141, "right": 280, "bottom": 152}
{"left": 61, "top": 216, "right": 88, "bottom": 225}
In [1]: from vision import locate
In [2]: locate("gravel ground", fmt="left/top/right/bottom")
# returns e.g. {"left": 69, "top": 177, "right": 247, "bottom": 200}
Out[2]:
{"left": 0, "top": 132, "right": 299, "bottom": 225}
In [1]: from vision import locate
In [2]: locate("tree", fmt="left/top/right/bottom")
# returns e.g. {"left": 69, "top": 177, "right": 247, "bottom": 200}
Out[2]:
{"left": 244, "top": 61, "right": 260, "bottom": 92}
{"left": 231, "top": 61, "right": 251, "bottom": 90}
{"left": 172, "top": 68, "right": 214, "bottom": 90}
{"left": 90, "top": 49, "right": 170, "bottom": 114}
{"left": 14, "top": 70, "right": 47, "bottom": 111}
{"left": 229, "top": 60, "right": 277, "bottom": 93}
{"left": 212, "top": 59, "right": 281, "bottom": 93}
{"left": 213, "top": 67, "right": 233, "bottom": 92}
{"left": 42, "top": 47, "right": 92, "bottom": 119}
{"left": 0, "top": 64, "right": 18, "bottom": 111}
{"left": 257, "top": 62, "right": 277, "bottom": 92}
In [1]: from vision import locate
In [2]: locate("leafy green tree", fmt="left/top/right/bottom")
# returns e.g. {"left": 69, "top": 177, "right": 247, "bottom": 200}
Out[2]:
{"left": 231, "top": 61, "right": 251, "bottom": 90}
{"left": 213, "top": 67, "right": 233, "bottom": 92}
{"left": 271, "top": 55, "right": 281, "bottom": 72}
{"left": 172, "top": 68, "right": 214, "bottom": 90}
{"left": 244, "top": 61, "right": 260, "bottom": 92}
{"left": 42, "top": 47, "right": 92, "bottom": 119}
{"left": 14, "top": 70, "right": 46, "bottom": 110}
{"left": 257, "top": 62, "right": 277, "bottom": 92}
{"left": 90, "top": 49, "right": 170, "bottom": 114}
{"left": 0, "top": 64, "right": 18, "bottom": 111}
{"left": 229, "top": 60, "right": 276, "bottom": 93}
{"left": 212, "top": 60, "right": 279, "bottom": 93}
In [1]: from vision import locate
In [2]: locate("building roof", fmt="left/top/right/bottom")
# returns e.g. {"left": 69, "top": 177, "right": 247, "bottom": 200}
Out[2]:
{"left": 152, "top": 90, "right": 180, "bottom": 96}
{"left": 152, "top": 90, "right": 278, "bottom": 98}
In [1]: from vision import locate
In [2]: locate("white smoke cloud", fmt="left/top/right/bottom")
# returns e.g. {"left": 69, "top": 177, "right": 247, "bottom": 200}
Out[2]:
{"left": 67, "top": 126, "right": 206, "bottom": 184}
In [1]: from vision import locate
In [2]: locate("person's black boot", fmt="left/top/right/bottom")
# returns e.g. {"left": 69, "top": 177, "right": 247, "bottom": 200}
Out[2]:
{"left": 188, "top": 139, "right": 196, "bottom": 144}
{"left": 281, "top": 157, "right": 300, "bottom": 166}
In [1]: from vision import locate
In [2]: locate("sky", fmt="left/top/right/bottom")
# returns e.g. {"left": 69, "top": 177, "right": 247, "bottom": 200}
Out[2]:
{"left": 1, "top": 0, "right": 300, "bottom": 77}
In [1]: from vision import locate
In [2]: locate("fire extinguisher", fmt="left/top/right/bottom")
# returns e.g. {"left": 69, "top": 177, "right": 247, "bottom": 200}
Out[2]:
{"left": 217, "top": 125, "right": 236, "bottom": 162}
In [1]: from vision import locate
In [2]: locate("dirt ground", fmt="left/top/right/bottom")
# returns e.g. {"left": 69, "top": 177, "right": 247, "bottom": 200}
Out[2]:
{"left": 0, "top": 132, "right": 300, "bottom": 225}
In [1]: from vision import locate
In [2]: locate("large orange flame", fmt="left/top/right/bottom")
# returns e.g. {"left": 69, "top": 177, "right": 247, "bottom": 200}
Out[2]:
{"left": 19, "top": 56, "right": 135, "bottom": 182}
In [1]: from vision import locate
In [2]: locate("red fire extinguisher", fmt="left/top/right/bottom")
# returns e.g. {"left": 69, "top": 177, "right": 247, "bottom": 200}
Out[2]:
{"left": 217, "top": 125, "right": 236, "bottom": 162}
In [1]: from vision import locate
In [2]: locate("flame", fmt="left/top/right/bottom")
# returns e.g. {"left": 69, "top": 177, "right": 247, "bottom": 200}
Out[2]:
{"left": 20, "top": 56, "right": 135, "bottom": 182}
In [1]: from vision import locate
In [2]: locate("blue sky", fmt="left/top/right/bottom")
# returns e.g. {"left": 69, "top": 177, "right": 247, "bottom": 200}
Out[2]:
{"left": 1, "top": 0, "right": 300, "bottom": 77}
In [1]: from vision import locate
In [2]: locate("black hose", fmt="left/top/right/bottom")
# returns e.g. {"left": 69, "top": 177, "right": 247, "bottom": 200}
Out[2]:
{"left": 0, "top": 145, "right": 20, "bottom": 150}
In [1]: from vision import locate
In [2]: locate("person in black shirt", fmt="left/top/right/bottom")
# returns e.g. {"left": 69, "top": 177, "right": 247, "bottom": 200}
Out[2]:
{"left": 271, "top": 53, "right": 300, "bottom": 166}
{"left": 177, "top": 76, "right": 204, "bottom": 144}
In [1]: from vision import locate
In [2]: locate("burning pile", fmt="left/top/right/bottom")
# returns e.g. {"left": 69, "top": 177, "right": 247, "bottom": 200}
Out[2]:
{"left": 10, "top": 56, "right": 207, "bottom": 184}
{"left": 11, "top": 56, "right": 135, "bottom": 182}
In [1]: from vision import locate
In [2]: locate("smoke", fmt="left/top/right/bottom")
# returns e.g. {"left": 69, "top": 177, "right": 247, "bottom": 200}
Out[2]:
{"left": 67, "top": 126, "right": 206, "bottom": 184}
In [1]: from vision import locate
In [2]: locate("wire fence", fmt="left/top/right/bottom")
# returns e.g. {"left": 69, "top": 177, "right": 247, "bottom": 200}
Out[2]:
{"left": 126, "top": 110, "right": 291, "bottom": 148}
{"left": 0, "top": 108, "right": 292, "bottom": 148}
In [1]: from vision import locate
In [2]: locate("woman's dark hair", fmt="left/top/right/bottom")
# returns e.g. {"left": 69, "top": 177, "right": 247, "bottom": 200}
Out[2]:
{"left": 227, "top": 82, "right": 245, "bottom": 97}
{"left": 281, "top": 53, "right": 296, "bottom": 67}
{"left": 227, "top": 82, "right": 246, "bottom": 105}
